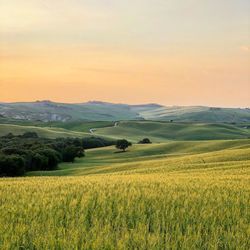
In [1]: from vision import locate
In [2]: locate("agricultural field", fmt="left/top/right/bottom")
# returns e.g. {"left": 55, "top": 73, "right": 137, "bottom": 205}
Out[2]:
{"left": 1, "top": 0, "right": 249, "bottom": 248}
{"left": 1, "top": 120, "right": 249, "bottom": 142}
{"left": 94, "top": 121, "right": 250, "bottom": 142}
{"left": 0, "top": 137, "right": 249, "bottom": 249}
{"left": 27, "top": 139, "right": 250, "bottom": 176}
{"left": 0, "top": 124, "right": 90, "bottom": 139}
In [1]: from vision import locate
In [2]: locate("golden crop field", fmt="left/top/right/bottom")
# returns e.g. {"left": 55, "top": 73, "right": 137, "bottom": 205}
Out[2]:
{"left": 0, "top": 145, "right": 250, "bottom": 249}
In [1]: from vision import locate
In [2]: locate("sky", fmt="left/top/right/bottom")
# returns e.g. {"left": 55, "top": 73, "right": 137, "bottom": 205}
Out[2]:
{"left": 0, "top": 0, "right": 249, "bottom": 107}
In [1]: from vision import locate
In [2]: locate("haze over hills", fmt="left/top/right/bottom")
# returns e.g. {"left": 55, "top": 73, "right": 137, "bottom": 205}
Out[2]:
{"left": 0, "top": 100, "right": 250, "bottom": 123}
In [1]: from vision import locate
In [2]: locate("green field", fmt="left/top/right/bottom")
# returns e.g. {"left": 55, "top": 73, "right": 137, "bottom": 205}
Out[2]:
{"left": 0, "top": 124, "right": 90, "bottom": 139}
{"left": 0, "top": 139, "right": 249, "bottom": 249}
{"left": 140, "top": 106, "right": 250, "bottom": 122}
{"left": 94, "top": 121, "right": 250, "bottom": 142}
{"left": 0, "top": 120, "right": 250, "bottom": 249}
{"left": 1, "top": 121, "right": 249, "bottom": 143}
{"left": 27, "top": 139, "right": 250, "bottom": 176}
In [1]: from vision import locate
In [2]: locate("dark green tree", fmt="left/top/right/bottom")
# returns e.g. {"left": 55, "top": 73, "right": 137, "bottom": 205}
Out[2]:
{"left": 36, "top": 149, "right": 61, "bottom": 170}
{"left": 62, "top": 146, "right": 85, "bottom": 162}
{"left": 116, "top": 139, "right": 131, "bottom": 152}
{"left": 138, "top": 138, "right": 152, "bottom": 144}
{"left": 0, "top": 155, "right": 25, "bottom": 176}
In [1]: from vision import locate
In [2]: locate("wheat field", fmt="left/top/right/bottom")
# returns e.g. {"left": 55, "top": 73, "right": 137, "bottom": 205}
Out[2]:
{"left": 1, "top": 144, "right": 249, "bottom": 249}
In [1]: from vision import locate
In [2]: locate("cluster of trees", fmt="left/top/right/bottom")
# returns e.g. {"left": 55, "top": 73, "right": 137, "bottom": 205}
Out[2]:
{"left": 115, "top": 138, "right": 152, "bottom": 151}
{"left": 0, "top": 131, "right": 151, "bottom": 176}
{"left": 0, "top": 132, "right": 114, "bottom": 177}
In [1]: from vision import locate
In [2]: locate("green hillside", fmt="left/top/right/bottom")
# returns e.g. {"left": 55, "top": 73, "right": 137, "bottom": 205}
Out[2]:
{"left": 0, "top": 101, "right": 141, "bottom": 122}
{"left": 0, "top": 124, "right": 90, "bottom": 139}
{"left": 140, "top": 106, "right": 250, "bottom": 122}
{"left": 1, "top": 138, "right": 249, "bottom": 249}
{"left": 0, "top": 117, "right": 114, "bottom": 132}
{"left": 1, "top": 101, "right": 250, "bottom": 123}
{"left": 28, "top": 139, "right": 250, "bottom": 176}
{"left": 94, "top": 121, "right": 250, "bottom": 142}
{"left": 1, "top": 120, "right": 249, "bottom": 142}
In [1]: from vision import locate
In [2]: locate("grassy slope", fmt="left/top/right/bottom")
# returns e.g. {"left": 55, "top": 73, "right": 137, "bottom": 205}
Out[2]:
{"left": 1, "top": 140, "right": 249, "bottom": 249}
{"left": 139, "top": 106, "right": 208, "bottom": 119}
{"left": 139, "top": 106, "right": 250, "bottom": 122}
{"left": 53, "top": 121, "right": 115, "bottom": 132}
{"left": 0, "top": 124, "right": 90, "bottom": 139}
{"left": 94, "top": 121, "right": 250, "bottom": 142}
{"left": 1, "top": 120, "right": 249, "bottom": 142}
{"left": 1, "top": 101, "right": 250, "bottom": 122}
{"left": 28, "top": 139, "right": 250, "bottom": 176}
{"left": 0, "top": 118, "right": 114, "bottom": 132}
{"left": 0, "top": 102, "right": 140, "bottom": 121}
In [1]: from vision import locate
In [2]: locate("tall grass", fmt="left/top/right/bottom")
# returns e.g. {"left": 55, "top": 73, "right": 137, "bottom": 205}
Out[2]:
{"left": 1, "top": 141, "right": 249, "bottom": 249}
{"left": 0, "top": 171, "right": 249, "bottom": 249}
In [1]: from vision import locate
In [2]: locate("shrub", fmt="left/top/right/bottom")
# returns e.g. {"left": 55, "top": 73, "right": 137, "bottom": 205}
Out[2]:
{"left": 21, "top": 132, "right": 39, "bottom": 138}
{"left": 138, "top": 138, "right": 152, "bottom": 144}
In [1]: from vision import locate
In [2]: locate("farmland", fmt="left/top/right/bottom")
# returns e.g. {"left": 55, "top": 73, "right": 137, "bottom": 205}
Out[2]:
{"left": 93, "top": 121, "right": 250, "bottom": 142}
{"left": 0, "top": 120, "right": 249, "bottom": 142}
{"left": 0, "top": 119, "right": 249, "bottom": 249}
{"left": 27, "top": 139, "right": 250, "bottom": 176}
{"left": 1, "top": 172, "right": 249, "bottom": 249}
{"left": 0, "top": 137, "right": 250, "bottom": 249}
{"left": 2, "top": 0, "right": 249, "bottom": 247}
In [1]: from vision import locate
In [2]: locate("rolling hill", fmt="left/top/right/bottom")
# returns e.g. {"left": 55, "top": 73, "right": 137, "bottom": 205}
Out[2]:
{"left": 1, "top": 120, "right": 249, "bottom": 142}
{"left": 140, "top": 106, "right": 250, "bottom": 122}
{"left": 0, "top": 100, "right": 249, "bottom": 123}
{"left": 27, "top": 139, "right": 250, "bottom": 176}
{"left": 94, "top": 121, "right": 250, "bottom": 142}
{"left": 0, "top": 101, "right": 141, "bottom": 122}
{"left": 1, "top": 121, "right": 249, "bottom": 249}
{"left": 0, "top": 124, "right": 90, "bottom": 139}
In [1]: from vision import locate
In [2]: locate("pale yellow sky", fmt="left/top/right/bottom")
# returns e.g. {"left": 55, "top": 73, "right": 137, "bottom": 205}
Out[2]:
{"left": 0, "top": 0, "right": 249, "bottom": 107}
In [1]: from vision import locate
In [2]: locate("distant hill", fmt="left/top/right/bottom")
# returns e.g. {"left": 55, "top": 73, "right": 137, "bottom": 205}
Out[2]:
{"left": 0, "top": 101, "right": 142, "bottom": 122}
{"left": 0, "top": 100, "right": 249, "bottom": 123}
{"left": 94, "top": 121, "right": 250, "bottom": 142}
{"left": 140, "top": 106, "right": 250, "bottom": 123}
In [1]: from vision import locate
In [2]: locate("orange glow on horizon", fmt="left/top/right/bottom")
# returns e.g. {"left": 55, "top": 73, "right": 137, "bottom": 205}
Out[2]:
{"left": 0, "top": 0, "right": 249, "bottom": 107}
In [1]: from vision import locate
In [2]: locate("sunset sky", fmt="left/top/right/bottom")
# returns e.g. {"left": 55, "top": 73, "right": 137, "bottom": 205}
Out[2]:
{"left": 0, "top": 0, "right": 249, "bottom": 107}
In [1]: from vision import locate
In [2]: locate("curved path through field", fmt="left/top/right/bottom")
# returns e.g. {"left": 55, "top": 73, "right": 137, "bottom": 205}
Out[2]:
{"left": 89, "top": 121, "right": 119, "bottom": 134}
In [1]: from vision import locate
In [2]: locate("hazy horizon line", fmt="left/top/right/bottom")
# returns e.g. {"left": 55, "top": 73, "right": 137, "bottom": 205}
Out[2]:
{"left": 0, "top": 99, "right": 249, "bottom": 109}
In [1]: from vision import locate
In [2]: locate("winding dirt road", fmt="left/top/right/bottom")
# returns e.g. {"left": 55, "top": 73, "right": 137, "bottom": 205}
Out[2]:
{"left": 89, "top": 121, "right": 119, "bottom": 134}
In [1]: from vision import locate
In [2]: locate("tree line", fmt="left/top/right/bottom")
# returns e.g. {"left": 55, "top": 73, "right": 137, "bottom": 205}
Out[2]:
{"left": 0, "top": 132, "right": 115, "bottom": 177}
